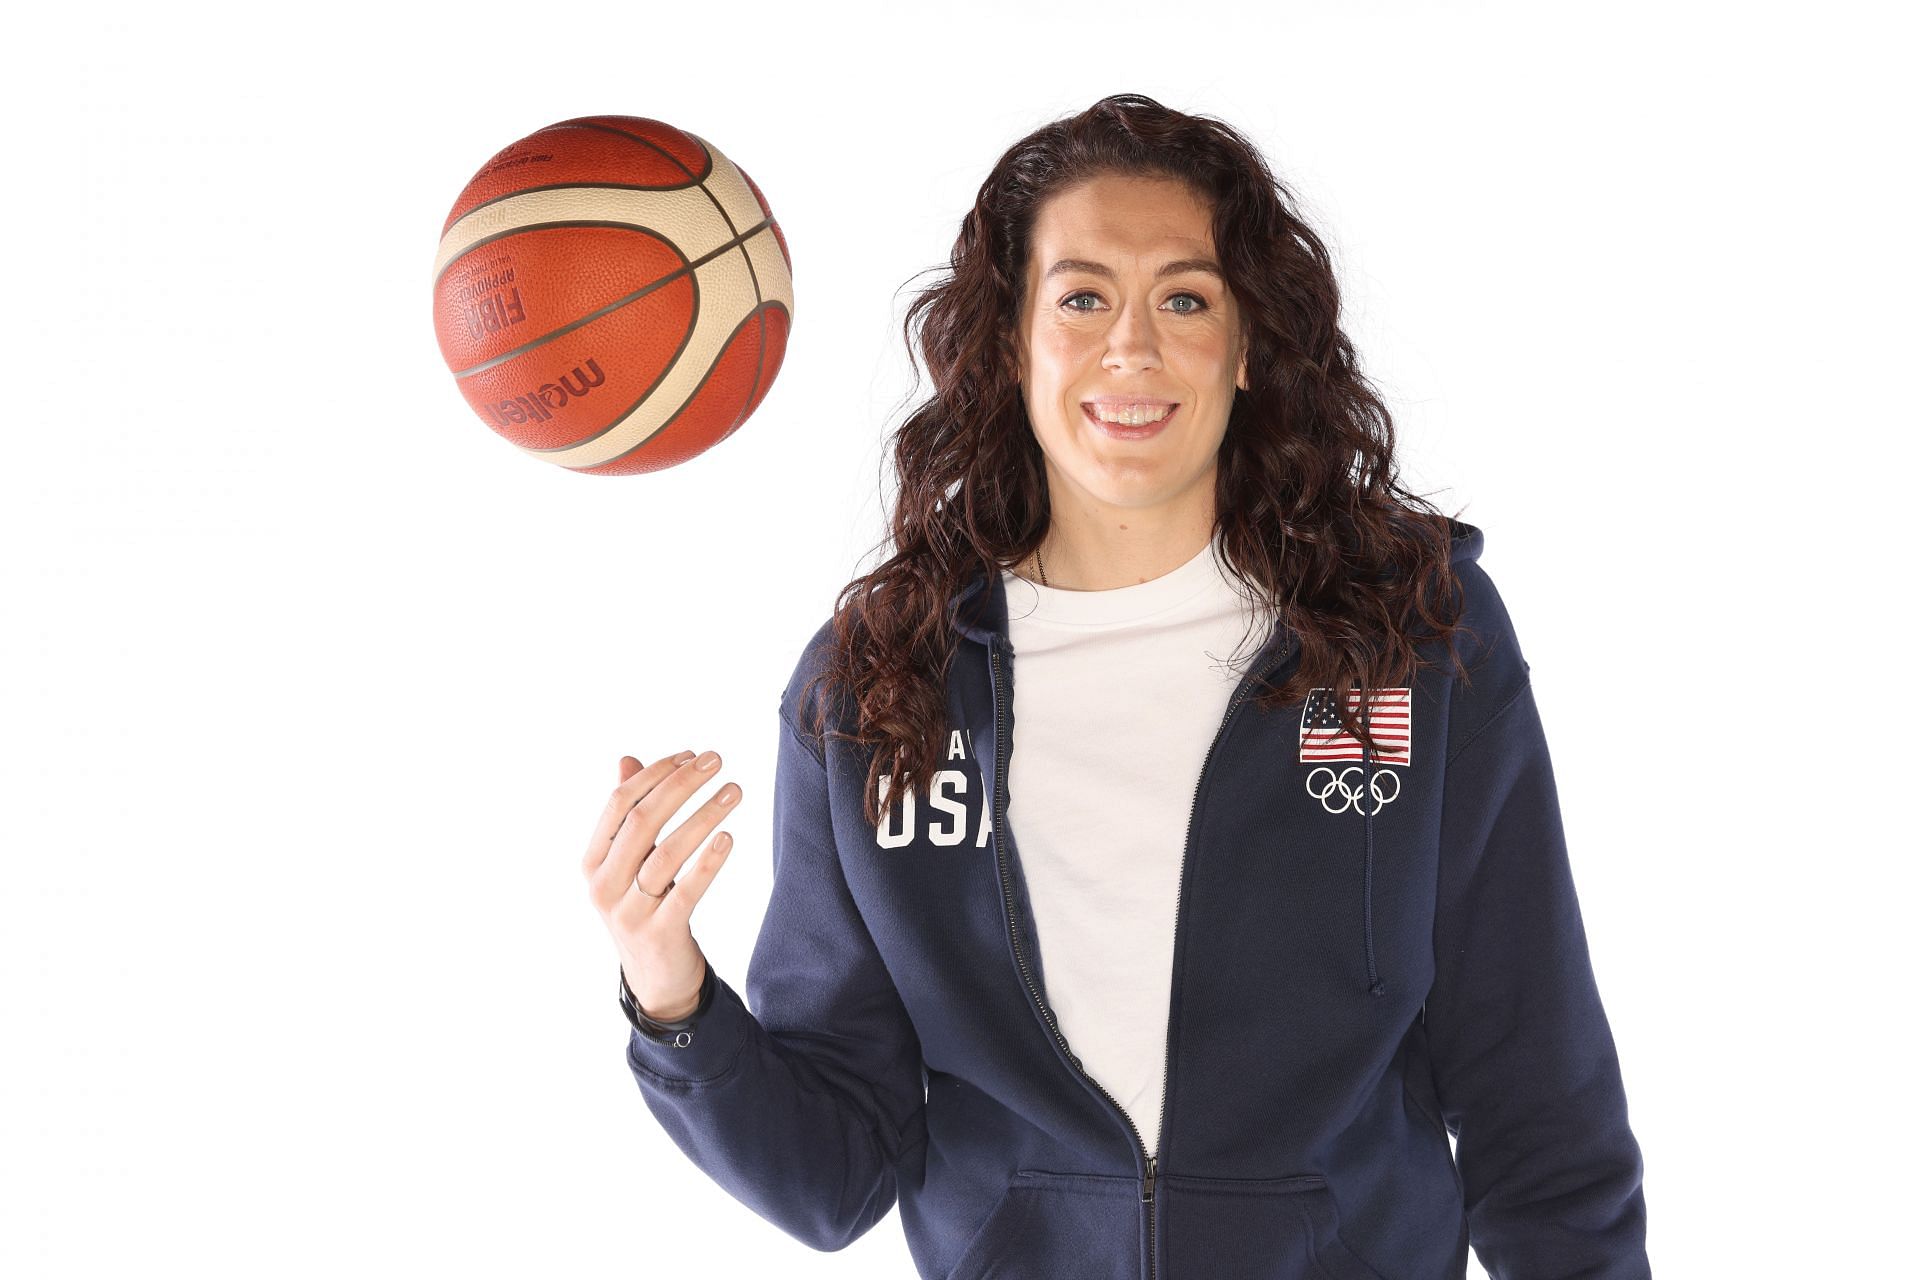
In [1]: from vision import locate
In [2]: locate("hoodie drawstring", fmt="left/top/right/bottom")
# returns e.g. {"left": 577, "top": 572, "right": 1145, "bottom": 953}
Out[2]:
{"left": 1362, "top": 696, "right": 1387, "bottom": 998}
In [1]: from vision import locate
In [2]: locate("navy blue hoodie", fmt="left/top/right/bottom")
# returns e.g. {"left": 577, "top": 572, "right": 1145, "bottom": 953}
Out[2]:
{"left": 623, "top": 519, "right": 1651, "bottom": 1279}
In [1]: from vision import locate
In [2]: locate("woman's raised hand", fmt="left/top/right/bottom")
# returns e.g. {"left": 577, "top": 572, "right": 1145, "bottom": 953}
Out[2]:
{"left": 582, "top": 749, "right": 741, "bottom": 1022}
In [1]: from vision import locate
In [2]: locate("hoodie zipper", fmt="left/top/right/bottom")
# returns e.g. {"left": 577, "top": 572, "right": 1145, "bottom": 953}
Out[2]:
{"left": 987, "top": 627, "right": 1294, "bottom": 1280}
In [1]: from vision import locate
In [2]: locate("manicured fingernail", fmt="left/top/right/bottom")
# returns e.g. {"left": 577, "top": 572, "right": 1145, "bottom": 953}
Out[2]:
{"left": 696, "top": 750, "right": 719, "bottom": 770}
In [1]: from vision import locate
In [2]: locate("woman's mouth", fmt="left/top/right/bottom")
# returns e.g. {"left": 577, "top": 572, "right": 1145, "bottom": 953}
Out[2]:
{"left": 1081, "top": 401, "right": 1178, "bottom": 439}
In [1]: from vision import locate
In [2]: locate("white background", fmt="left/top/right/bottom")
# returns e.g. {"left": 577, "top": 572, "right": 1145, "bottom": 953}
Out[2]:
{"left": 4, "top": 1, "right": 1912, "bottom": 1274}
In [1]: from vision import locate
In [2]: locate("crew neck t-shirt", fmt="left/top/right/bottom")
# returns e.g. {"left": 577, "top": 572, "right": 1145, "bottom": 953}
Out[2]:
{"left": 997, "top": 532, "right": 1273, "bottom": 1157}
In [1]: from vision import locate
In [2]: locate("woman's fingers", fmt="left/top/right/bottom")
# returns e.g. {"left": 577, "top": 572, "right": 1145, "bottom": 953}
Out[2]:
{"left": 656, "top": 829, "right": 734, "bottom": 930}
{"left": 586, "top": 749, "right": 744, "bottom": 917}
{"left": 581, "top": 752, "right": 690, "bottom": 880}
{"left": 607, "top": 751, "right": 721, "bottom": 881}
{"left": 629, "top": 773, "right": 742, "bottom": 899}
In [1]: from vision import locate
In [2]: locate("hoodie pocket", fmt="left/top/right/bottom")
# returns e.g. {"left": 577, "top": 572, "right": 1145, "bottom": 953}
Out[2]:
{"left": 942, "top": 1168, "right": 1142, "bottom": 1280}
{"left": 1159, "top": 1172, "right": 1389, "bottom": 1280}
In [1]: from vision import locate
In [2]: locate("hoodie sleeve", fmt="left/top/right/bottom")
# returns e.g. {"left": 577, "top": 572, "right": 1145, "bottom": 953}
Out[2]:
{"left": 622, "top": 699, "right": 928, "bottom": 1253}
{"left": 1427, "top": 570, "right": 1651, "bottom": 1278}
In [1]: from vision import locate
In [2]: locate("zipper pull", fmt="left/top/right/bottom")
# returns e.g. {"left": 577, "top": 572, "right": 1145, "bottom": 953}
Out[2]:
{"left": 1142, "top": 1154, "right": 1156, "bottom": 1204}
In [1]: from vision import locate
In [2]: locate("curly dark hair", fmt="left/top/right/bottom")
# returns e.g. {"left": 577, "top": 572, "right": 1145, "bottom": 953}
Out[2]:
{"left": 796, "top": 92, "right": 1478, "bottom": 829}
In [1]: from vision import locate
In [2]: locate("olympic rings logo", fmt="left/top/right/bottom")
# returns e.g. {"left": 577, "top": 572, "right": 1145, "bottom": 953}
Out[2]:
{"left": 1305, "top": 765, "right": 1401, "bottom": 815}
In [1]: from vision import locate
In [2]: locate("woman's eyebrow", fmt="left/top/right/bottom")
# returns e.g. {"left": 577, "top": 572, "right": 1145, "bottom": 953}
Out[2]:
{"left": 1044, "top": 257, "right": 1223, "bottom": 280}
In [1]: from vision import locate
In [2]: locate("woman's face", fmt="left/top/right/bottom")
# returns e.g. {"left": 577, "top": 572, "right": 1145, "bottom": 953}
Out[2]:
{"left": 1014, "top": 172, "right": 1248, "bottom": 521}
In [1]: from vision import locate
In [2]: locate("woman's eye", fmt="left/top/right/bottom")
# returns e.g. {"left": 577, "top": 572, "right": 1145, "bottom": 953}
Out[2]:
{"left": 1059, "top": 291, "right": 1210, "bottom": 313}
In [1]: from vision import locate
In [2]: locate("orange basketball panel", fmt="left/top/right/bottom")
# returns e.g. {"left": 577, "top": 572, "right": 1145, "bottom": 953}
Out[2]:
{"left": 454, "top": 272, "right": 698, "bottom": 453}
{"left": 432, "top": 224, "right": 691, "bottom": 373}
{"left": 575, "top": 302, "right": 790, "bottom": 475}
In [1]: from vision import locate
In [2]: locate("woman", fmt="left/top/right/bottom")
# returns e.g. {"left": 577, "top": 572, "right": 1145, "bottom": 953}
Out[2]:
{"left": 583, "top": 94, "right": 1651, "bottom": 1280}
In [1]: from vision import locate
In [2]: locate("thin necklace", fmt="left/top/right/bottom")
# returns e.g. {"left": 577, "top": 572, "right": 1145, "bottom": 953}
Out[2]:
{"left": 1035, "top": 543, "right": 1049, "bottom": 587}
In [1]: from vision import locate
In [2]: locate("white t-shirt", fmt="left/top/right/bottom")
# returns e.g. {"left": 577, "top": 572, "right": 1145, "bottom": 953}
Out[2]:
{"left": 998, "top": 531, "right": 1272, "bottom": 1158}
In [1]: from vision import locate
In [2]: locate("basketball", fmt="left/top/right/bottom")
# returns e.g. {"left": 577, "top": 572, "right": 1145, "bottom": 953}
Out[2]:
{"left": 431, "top": 115, "right": 793, "bottom": 474}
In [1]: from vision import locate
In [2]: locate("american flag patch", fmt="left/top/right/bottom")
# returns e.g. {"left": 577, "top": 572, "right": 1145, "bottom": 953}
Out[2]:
{"left": 1300, "top": 688, "right": 1412, "bottom": 766}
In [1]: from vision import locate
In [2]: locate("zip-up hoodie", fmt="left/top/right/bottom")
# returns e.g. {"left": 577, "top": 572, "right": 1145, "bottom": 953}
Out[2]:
{"left": 623, "top": 518, "right": 1652, "bottom": 1279}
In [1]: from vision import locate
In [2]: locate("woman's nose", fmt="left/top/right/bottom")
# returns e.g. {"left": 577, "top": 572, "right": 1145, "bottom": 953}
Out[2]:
{"left": 1102, "top": 303, "right": 1162, "bottom": 370}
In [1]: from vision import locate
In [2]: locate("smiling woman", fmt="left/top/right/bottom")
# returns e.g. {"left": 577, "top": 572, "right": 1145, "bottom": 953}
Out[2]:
{"left": 1012, "top": 173, "right": 1250, "bottom": 575}
{"left": 614, "top": 92, "right": 1652, "bottom": 1280}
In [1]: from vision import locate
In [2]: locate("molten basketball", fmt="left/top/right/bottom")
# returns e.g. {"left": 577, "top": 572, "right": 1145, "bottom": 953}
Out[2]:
{"left": 431, "top": 115, "right": 793, "bottom": 474}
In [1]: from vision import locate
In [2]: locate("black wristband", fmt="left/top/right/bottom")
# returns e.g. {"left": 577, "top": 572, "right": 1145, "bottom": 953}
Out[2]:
{"left": 620, "top": 960, "right": 715, "bottom": 1044}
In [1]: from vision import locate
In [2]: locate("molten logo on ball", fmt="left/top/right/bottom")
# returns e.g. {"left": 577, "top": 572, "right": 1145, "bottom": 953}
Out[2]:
{"left": 482, "top": 359, "right": 609, "bottom": 428}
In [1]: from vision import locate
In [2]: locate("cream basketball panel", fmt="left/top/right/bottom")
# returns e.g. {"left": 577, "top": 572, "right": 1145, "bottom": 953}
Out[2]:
{"left": 740, "top": 217, "right": 794, "bottom": 311}
{"left": 430, "top": 183, "right": 740, "bottom": 288}
{"left": 691, "top": 135, "right": 780, "bottom": 236}
{"left": 535, "top": 242, "right": 780, "bottom": 468}
{"left": 687, "top": 135, "right": 792, "bottom": 310}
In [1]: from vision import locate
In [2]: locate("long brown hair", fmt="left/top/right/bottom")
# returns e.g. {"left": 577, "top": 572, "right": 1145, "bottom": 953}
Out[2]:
{"left": 798, "top": 93, "right": 1479, "bottom": 828}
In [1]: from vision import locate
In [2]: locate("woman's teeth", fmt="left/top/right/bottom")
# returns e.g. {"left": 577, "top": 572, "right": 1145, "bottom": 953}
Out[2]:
{"left": 1086, "top": 404, "right": 1175, "bottom": 425}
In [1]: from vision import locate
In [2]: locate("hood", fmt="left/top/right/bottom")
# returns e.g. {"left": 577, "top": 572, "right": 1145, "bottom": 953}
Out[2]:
{"left": 1447, "top": 516, "right": 1485, "bottom": 568}
{"left": 946, "top": 517, "right": 1487, "bottom": 1000}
